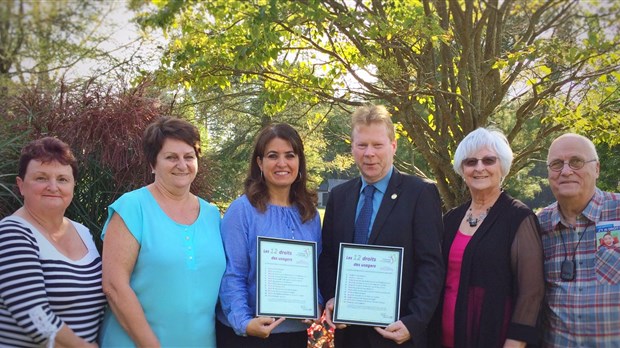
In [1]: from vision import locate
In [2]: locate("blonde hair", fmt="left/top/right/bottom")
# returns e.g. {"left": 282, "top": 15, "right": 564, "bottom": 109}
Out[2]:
{"left": 351, "top": 105, "right": 395, "bottom": 141}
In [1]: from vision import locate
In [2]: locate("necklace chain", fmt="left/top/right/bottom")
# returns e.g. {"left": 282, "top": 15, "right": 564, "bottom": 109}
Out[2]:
{"left": 466, "top": 207, "right": 490, "bottom": 227}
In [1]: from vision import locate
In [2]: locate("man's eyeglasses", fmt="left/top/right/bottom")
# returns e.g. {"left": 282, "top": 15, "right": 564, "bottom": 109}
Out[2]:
{"left": 547, "top": 157, "right": 597, "bottom": 172}
{"left": 462, "top": 156, "right": 498, "bottom": 167}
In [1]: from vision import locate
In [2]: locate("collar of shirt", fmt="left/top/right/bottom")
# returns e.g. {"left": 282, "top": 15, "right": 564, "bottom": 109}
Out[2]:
{"left": 356, "top": 167, "right": 393, "bottom": 233}
{"left": 551, "top": 188, "right": 604, "bottom": 228}
{"left": 360, "top": 166, "right": 393, "bottom": 196}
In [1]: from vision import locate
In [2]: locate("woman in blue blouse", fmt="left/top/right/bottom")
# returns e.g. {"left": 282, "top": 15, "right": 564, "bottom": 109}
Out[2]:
{"left": 216, "top": 123, "right": 322, "bottom": 347}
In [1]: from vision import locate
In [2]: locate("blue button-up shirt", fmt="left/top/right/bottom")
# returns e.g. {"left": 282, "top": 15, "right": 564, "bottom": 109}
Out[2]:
{"left": 356, "top": 167, "right": 393, "bottom": 238}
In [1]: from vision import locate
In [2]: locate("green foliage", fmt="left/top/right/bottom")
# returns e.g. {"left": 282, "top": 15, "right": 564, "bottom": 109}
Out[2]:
{"left": 597, "top": 143, "right": 620, "bottom": 193}
{"left": 177, "top": 82, "right": 344, "bottom": 204}
{"left": 0, "top": 130, "right": 27, "bottom": 217}
{"left": 135, "top": 0, "right": 620, "bottom": 208}
{"left": 315, "top": 108, "right": 357, "bottom": 180}
{"left": 0, "top": 1, "right": 121, "bottom": 90}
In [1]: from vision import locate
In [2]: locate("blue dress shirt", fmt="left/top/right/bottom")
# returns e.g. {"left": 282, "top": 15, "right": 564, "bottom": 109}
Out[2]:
{"left": 355, "top": 166, "right": 394, "bottom": 239}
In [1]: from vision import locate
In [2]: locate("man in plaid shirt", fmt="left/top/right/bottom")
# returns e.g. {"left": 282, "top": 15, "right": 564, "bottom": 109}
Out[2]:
{"left": 537, "top": 133, "right": 620, "bottom": 347}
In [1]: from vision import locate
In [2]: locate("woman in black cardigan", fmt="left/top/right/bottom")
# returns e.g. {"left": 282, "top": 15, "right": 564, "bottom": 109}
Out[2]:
{"left": 431, "top": 128, "right": 544, "bottom": 348}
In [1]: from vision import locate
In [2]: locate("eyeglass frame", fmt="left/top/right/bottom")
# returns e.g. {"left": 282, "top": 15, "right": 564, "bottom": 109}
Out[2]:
{"left": 461, "top": 156, "right": 498, "bottom": 167}
{"left": 547, "top": 157, "right": 598, "bottom": 172}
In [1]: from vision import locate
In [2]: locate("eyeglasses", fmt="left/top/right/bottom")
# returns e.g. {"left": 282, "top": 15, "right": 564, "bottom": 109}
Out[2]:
{"left": 462, "top": 156, "right": 498, "bottom": 167}
{"left": 547, "top": 158, "right": 597, "bottom": 172}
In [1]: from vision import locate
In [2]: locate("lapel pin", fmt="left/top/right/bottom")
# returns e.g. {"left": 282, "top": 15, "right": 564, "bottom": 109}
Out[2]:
{"left": 391, "top": 193, "right": 397, "bottom": 200}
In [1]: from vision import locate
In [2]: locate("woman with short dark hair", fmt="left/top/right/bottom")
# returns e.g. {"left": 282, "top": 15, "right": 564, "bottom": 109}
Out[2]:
{"left": 99, "top": 116, "right": 225, "bottom": 347}
{"left": 0, "top": 137, "right": 106, "bottom": 347}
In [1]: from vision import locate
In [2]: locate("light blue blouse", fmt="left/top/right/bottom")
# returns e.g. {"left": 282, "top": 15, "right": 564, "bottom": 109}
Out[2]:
{"left": 216, "top": 194, "right": 322, "bottom": 336}
{"left": 98, "top": 187, "right": 225, "bottom": 347}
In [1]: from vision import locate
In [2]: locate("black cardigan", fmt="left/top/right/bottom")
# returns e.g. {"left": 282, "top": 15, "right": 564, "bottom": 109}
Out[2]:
{"left": 430, "top": 191, "right": 544, "bottom": 348}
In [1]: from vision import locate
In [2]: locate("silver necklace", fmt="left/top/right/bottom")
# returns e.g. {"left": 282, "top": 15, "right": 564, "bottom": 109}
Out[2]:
{"left": 466, "top": 207, "right": 489, "bottom": 227}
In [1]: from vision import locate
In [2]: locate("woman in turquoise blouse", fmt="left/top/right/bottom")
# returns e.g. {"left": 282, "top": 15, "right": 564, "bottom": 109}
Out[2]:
{"left": 99, "top": 117, "right": 225, "bottom": 347}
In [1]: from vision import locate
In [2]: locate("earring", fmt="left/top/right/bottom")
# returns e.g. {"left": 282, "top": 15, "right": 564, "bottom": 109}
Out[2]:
{"left": 260, "top": 171, "right": 264, "bottom": 180}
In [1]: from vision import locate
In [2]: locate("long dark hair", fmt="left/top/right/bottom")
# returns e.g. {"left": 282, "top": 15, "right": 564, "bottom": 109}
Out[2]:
{"left": 245, "top": 123, "right": 317, "bottom": 222}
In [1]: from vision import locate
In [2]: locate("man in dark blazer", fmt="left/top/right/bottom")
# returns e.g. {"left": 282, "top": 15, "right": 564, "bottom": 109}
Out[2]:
{"left": 318, "top": 105, "right": 444, "bottom": 347}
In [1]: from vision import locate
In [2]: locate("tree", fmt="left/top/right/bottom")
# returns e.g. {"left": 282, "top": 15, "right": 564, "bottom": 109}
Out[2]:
{"left": 173, "top": 81, "right": 347, "bottom": 204}
{"left": 137, "top": 0, "right": 620, "bottom": 208}
{"left": 596, "top": 143, "right": 620, "bottom": 193}
{"left": 0, "top": 0, "right": 148, "bottom": 93}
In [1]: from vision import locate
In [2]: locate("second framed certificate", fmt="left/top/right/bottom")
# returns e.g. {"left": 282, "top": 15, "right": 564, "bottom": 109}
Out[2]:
{"left": 333, "top": 243, "right": 404, "bottom": 327}
{"left": 256, "top": 236, "right": 319, "bottom": 319}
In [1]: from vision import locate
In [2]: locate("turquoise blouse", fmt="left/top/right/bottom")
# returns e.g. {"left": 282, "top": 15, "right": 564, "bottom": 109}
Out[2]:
{"left": 99, "top": 187, "right": 225, "bottom": 347}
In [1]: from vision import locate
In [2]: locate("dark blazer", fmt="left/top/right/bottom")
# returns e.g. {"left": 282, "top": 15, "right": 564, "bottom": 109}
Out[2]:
{"left": 318, "top": 169, "right": 445, "bottom": 348}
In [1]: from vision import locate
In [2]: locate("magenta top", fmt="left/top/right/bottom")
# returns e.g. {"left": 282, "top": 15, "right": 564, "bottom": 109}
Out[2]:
{"left": 441, "top": 230, "right": 473, "bottom": 348}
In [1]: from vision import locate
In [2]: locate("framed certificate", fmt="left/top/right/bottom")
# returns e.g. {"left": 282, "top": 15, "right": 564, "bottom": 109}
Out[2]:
{"left": 256, "top": 236, "right": 319, "bottom": 319}
{"left": 333, "top": 243, "right": 404, "bottom": 327}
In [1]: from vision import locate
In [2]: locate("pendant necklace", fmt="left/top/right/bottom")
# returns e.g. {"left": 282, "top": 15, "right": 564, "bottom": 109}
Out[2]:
{"left": 466, "top": 207, "right": 489, "bottom": 227}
